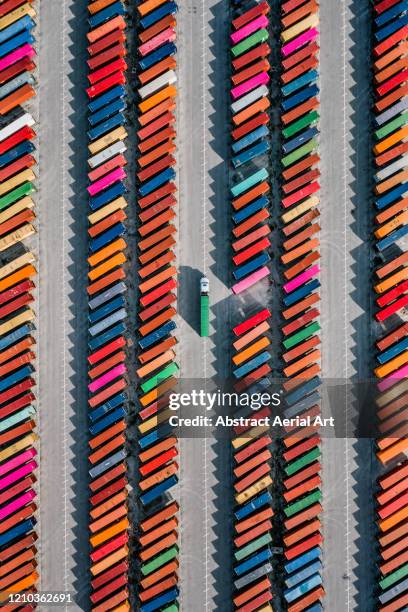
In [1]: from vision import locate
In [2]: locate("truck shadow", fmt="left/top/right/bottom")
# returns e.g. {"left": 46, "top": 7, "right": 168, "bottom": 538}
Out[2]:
{"left": 178, "top": 265, "right": 203, "bottom": 334}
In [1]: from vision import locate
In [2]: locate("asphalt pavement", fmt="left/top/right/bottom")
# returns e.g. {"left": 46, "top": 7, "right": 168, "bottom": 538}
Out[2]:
{"left": 37, "top": 1, "right": 90, "bottom": 609}
{"left": 177, "top": 1, "right": 235, "bottom": 609}
{"left": 320, "top": 1, "right": 377, "bottom": 610}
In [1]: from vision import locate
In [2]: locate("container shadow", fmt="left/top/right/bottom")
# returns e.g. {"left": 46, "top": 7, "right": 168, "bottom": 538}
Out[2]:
{"left": 348, "top": 1, "right": 378, "bottom": 610}
{"left": 66, "top": 1, "right": 91, "bottom": 607}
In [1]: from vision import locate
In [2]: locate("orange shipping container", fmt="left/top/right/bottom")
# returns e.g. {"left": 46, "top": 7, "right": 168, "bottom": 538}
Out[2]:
{"left": 88, "top": 0, "right": 118, "bottom": 13}
{"left": 139, "top": 517, "right": 178, "bottom": 548}
{"left": 282, "top": 292, "right": 320, "bottom": 320}
{"left": 89, "top": 505, "right": 127, "bottom": 535}
{"left": 232, "top": 181, "right": 270, "bottom": 211}
{"left": 137, "top": 349, "right": 175, "bottom": 378}
{"left": 139, "top": 17, "right": 177, "bottom": 45}
{"left": 232, "top": 337, "right": 270, "bottom": 366}
{"left": 138, "top": 0, "right": 168, "bottom": 15}
{"left": 0, "top": 264, "right": 36, "bottom": 294}
{"left": 87, "top": 268, "right": 125, "bottom": 296}
{"left": 283, "top": 224, "right": 320, "bottom": 251}
{"left": 88, "top": 351, "right": 126, "bottom": 380}
{"left": 140, "top": 501, "right": 178, "bottom": 532}
{"left": 374, "top": 41, "right": 408, "bottom": 71}
{"left": 139, "top": 98, "right": 176, "bottom": 127}
{"left": 0, "top": 571, "right": 38, "bottom": 601}
{"left": 90, "top": 491, "right": 127, "bottom": 521}
{"left": 139, "top": 576, "right": 178, "bottom": 603}
{"left": 88, "top": 210, "right": 127, "bottom": 238}
{"left": 138, "top": 337, "right": 177, "bottom": 365}
{"left": 139, "top": 85, "right": 177, "bottom": 114}
{"left": 281, "top": 238, "right": 320, "bottom": 264}
{"left": 375, "top": 84, "right": 408, "bottom": 113}
{"left": 233, "top": 209, "right": 269, "bottom": 238}
{"left": 90, "top": 546, "right": 128, "bottom": 576}
{"left": 88, "top": 252, "right": 126, "bottom": 282}
{"left": 233, "top": 322, "right": 270, "bottom": 351}
{"left": 232, "top": 97, "right": 270, "bottom": 126}
{"left": 90, "top": 518, "right": 129, "bottom": 549}
{"left": 0, "top": 84, "right": 35, "bottom": 116}
{"left": 375, "top": 197, "right": 408, "bottom": 225}
{"left": 374, "top": 125, "right": 408, "bottom": 155}
{"left": 139, "top": 236, "right": 176, "bottom": 264}
{"left": 284, "top": 251, "right": 320, "bottom": 281}
{"left": 375, "top": 57, "right": 408, "bottom": 84}
{"left": 139, "top": 463, "right": 178, "bottom": 492}
{"left": 140, "top": 561, "right": 179, "bottom": 590}
{"left": 281, "top": 56, "right": 318, "bottom": 84}
{"left": 375, "top": 169, "right": 408, "bottom": 195}
{"left": 281, "top": 0, "right": 319, "bottom": 27}
{"left": 139, "top": 532, "right": 177, "bottom": 562}
{"left": 139, "top": 225, "right": 176, "bottom": 251}
{"left": 87, "top": 15, "right": 126, "bottom": 43}
{"left": 282, "top": 97, "right": 319, "bottom": 125}
{"left": 139, "top": 267, "right": 177, "bottom": 294}
{"left": 88, "top": 238, "right": 126, "bottom": 267}
{"left": 283, "top": 349, "right": 321, "bottom": 377}
{"left": 89, "top": 421, "right": 126, "bottom": 450}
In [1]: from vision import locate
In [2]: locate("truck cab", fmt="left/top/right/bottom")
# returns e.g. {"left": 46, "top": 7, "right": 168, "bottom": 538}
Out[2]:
{"left": 200, "top": 276, "right": 209, "bottom": 295}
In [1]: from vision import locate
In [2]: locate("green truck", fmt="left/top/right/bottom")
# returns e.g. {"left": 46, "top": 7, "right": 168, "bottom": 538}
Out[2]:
{"left": 200, "top": 276, "right": 209, "bottom": 337}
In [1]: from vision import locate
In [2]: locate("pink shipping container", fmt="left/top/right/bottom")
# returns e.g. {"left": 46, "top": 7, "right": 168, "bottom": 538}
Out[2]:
{"left": 0, "top": 44, "right": 36, "bottom": 72}
{"left": 139, "top": 28, "right": 176, "bottom": 57}
{"left": 88, "top": 364, "right": 127, "bottom": 394}
{"left": 281, "top": 27, "right": 319, "bottom": 57}
{"left": 230, "top": 15, "right": 269, "bottom": 44}
{"left": 87, "top": 168, "right": 126, "bottom": 196}
{"left": 0, "top": 448, "right": 37, "bottom": 478}
{"left": 0, "top": 460, "right": 37, "bottom": 492}
{"left": 0, "top": 489, "right": 36, "bottom": 521}
{"left": 232, "top": 266, "right": 269, "bottom": 294}
{"left": 231, "top": 72, "right": 270, "bottom": 100}
{"left": 284, "top": 265, "right": 320, "bottom": 294}
{"left": 377, "top": 363, "right": 408, "bottom": 392}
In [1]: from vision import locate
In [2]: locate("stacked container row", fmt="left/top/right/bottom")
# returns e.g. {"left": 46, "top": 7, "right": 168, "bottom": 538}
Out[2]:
{"left": 85, "top": 1, "right": 130, "bottom": 610}
{"left": 0, "top": 253, "right": 38, "bottom": 606}
{"left": 0, "top": 1, "right": 39, "bottom": 604}
{"left": 0, "top": 3, "right": 37, "bottom": 253}
{"left": 279, "top": 1, "right": 324, "bottom": 610}
{"left": 135, "top": 1, "right": 180, "bottom": 611}
{"left": 371, "top": 1, "right": 408, "bottom": 610}
{"left": 229, "top": 0, "right": 272, "bottom": 295}
{"left": 231, "top": 308, "right": 274, "bottom": 612}
{"left": 376, "top": 461, "right": 408, "bottom": 611}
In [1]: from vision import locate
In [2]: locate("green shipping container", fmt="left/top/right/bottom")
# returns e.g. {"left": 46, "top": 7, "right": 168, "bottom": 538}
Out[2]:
{"left": 0, "top": 182, "right": 35, "bottom": 211}
{"left": 231, "top": 29, "right": 269, "bottom": 58}
{"left": 201, "top": 295, "right": 209, "bottom": 337}
{"left": 141, "top": 545, "right": 178, "bottom": 576}
{"left": 283, "top": 111, "right": 320, "bottom": 139}
{"left": 285, "top": 446, "right": 321, "bottom": 476}
{"left": 281, "top": 138, "right": 318, "bottom": 168}
{"left": 283, "top": 322, "right": 321, "bottom": 350}
{"left": 375, "top": 112, "right": 408, "bottom": 141}
{"left": 140, "top": 362, "right": 179, "bottom": 394}
{"left": 234, "top": 533, "right": 272, "bottom": 561}
{"left": 379, "top": 562, "right": 408, "bottom": 591}
{"left": 284, "top": 489, "right": 322, "bottom": 518}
